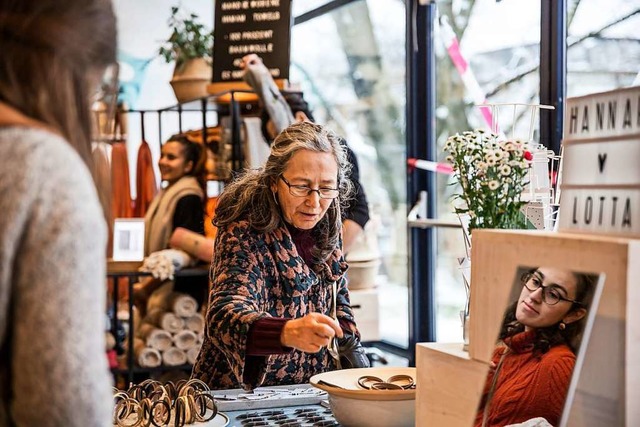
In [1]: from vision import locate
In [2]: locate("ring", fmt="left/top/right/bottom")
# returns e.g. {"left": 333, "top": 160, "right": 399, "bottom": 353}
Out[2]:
{"left": 386, "top": 374, "right": 415, "bottom": 389}
{"left": 357, "top": 375, "right": 384, "bottom": 390}
{"left": 371, "top": 382, "right": 403, "bottom": 390}
{"left": 150, "top": 399, "right": 171, "bottom": 427}
{"left": 194, "top": 392, "right": 217, "bottom": 422}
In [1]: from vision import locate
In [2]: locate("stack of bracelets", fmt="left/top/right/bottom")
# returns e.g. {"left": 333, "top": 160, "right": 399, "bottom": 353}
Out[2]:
{"left": 112, "top": 379, "right": 217, "bottom": 427}
{"left": 356, "top": 374, "right": 416, "bottom": 391}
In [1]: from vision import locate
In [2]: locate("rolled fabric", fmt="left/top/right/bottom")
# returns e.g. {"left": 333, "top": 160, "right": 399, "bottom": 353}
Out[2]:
{"left": 184, "top": 313, "right": 205, "bottom": 334}
{"left": 146, "top": 280, "right": 174, "bottom": 312}
{"left": 145, "top": 309, "right": 184, "bottom": 334}
{"left": 169, "top": 227, "right": 214, "bottom": 263}
{"left": 137, "top": 323, "right": 173, "bottom": 351}
{"left": 162, "top": 347, "right": 187, "bottom": 367}
{"left": 242, "top": 117, "right": 271, "bottom": 168}
{"left": 134, "top": 338, "right": 162, "bottom": 368}
{"left": 167, "top": 292, "right": 198, "bottom": 318}
{"left": 172, "top": 330, "right": 198, "bottom": 351}
{"left": 186, "top": 346, "right": 201, "bottom": 365}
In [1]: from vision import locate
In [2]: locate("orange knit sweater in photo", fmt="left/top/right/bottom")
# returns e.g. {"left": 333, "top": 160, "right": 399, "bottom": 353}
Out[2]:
{"left": 474, "top": 330, "right": 575, "bottom": 427}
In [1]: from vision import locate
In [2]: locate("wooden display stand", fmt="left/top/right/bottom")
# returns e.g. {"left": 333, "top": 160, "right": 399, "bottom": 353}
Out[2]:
{"left": 416, "top": 342, "right": 488, "bottom": 426}
{"left": 416, "top": 229, "right": 640, "bottom": 426}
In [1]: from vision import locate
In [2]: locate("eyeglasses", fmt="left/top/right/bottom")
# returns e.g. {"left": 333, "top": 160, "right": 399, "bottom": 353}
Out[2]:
{"left": 280, "top": 176, "right": 339, "bottom": 199}
{"left": 522, "top": 273, "right": 583, "bottom": 306}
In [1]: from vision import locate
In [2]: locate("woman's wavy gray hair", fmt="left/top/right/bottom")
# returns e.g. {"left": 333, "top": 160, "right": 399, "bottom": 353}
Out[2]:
{"left": 214, "top": 121, "right": 353, "bottom": 262}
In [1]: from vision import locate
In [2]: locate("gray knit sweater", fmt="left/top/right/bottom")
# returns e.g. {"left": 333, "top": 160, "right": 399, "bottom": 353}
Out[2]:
{"left": 0, "top": 127, "right": 112, "bottom": 426}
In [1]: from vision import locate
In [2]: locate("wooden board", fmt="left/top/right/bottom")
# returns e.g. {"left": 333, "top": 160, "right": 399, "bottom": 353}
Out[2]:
{"left": 415, "top": 342, "right": 488, "bottom": 427}
{"left": 467, "top": 229, "right": 639, "bottom": 426}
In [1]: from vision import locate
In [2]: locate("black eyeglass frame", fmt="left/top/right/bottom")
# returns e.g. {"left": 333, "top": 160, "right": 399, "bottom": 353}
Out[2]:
{"left": 279, "top": 175, "right": 340, "bottom": 199}
{"left": 522, "top": 272, "right": 583, "bottom": 306}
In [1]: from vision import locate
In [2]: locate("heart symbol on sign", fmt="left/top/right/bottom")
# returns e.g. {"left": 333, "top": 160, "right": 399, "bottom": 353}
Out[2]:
{"left": 598, "top": 153, "right": 607, "bottom": 173}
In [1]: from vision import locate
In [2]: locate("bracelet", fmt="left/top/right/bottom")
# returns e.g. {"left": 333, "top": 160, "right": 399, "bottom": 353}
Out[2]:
{"left": 112, "top": 379, "right": 218, "bottom": 426}
{"left": 356, "top": 374, "right": 416, "bottom": 391}
{"left": 357, "top": 375, "right": 384, "bottom": 390}
{"left": 386, "top": 374, "right": 415, "bottom": 389}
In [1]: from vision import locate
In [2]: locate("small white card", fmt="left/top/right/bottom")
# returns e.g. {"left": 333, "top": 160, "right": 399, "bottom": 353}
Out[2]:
{"left": 112, "top": 218, "right": 145, "bottom": 261}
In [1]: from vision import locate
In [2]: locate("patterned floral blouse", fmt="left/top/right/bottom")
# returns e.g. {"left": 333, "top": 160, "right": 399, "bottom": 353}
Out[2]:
{"left": 191, "top": 220, "right": 358, "bottom": 390}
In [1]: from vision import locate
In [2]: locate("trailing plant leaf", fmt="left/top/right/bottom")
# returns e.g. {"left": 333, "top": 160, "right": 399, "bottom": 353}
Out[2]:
{"left": 158, "top": 6, "right": 213, "bottom": 71}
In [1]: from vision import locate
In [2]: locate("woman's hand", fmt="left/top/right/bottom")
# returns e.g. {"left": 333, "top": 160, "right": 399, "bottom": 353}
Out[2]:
{"left": 281, "top": 313, "right": 344, "bottom": 353}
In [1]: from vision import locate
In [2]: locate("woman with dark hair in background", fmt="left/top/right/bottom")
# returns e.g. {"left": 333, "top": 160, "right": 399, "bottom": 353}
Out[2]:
{"left": 475, "top": 267, "right": 597, "bottom": 427}
{"left": 144, "top": 134, "right": 207, "bottom": 256}
{"left": 192, "top": 121, "right": 369, "bottom": 391}
{"left": 0, "top": 0, "right": 116, "bottom": 425}
{"left": 134, "top": 133, "right": 209, "bottom": 311}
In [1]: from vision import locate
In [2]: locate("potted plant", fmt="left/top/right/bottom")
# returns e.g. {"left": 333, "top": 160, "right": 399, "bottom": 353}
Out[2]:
{"left": 159, "top": 6, "right": 213, "bottom": 102}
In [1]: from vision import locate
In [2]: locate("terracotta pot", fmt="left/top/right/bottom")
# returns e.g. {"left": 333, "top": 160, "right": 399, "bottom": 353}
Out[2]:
{"left": 170, "top": 58, "right": 212, "bottom": 103}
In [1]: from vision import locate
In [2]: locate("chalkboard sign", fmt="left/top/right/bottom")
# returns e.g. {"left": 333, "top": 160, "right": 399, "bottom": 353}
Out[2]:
{"left": 212, "top": 0, "right": 292, "bottom": 86}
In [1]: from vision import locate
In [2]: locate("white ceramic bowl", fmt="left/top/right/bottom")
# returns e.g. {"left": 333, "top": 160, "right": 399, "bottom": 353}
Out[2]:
{"left": 310, "top": 367, "right": 416, "bottom": 427}
{"left": 346, "top": 259, "right": 381, "bottom": 290}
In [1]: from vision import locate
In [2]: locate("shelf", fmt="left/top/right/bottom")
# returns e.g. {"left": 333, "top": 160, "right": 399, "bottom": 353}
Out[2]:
{"left": 107, "top": 260, "right": 144, "bottom": 275}
{"left": 408, "top": 218, "right": 461, "bottom": 229}
{"left": 106, "top": 261, "right": 209, "bottom": 277}
{"left": 111, "top": 364, "right": 193, "bottom": 375}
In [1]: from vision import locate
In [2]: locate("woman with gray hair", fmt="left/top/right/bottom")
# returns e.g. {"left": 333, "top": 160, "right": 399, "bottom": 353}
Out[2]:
{"left": 192, "top": 121, "right": 369, "bottom": 390}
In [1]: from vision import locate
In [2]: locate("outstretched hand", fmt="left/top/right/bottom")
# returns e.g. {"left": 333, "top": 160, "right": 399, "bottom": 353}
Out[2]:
{"left": 239, "top": 53, "right": 261, "bottom": 69}
{"left": 281, "top": 313, "right": 344, "bottom": 353}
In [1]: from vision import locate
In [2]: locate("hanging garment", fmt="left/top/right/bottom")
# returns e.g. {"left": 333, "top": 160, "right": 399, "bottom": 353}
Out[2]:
{"left": 134, "top": 140, "right": 157, "bottom": 217}
{"left": 110, "top": 141, "right": 133, "bottom": 218}
{"left": 92, "top": 142, "right": 113, "bottom": 256}
{"left": 243, "top": 117, "right": 271, "bottom": 168}
{"left": 204, "top": 195, "right": 219, "bottom": 240}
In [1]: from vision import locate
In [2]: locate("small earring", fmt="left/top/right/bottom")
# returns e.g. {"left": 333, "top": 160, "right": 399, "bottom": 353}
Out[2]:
{"left": 272, "top": 192, "right": 279, "bottom": 205}
{"left": 558, "top": 321, "right": 566, "bottom": 330}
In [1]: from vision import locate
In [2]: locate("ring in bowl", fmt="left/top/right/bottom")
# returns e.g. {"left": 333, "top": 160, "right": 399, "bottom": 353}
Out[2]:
{"left": 357, "top": 375, "right": 384, "bottom": 390}
{"left": 386, "top": 374, "right": 415, "bottom": 390}
{"left": 371, "top": 382, "right": 404, "bottom": 390}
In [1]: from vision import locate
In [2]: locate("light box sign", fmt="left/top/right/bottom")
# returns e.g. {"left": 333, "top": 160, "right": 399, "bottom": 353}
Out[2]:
{"left": 212, "top": 0, "right": 292, "bottom": 84}
{"left": 558, "top": 86, "right": 640, "bottom": 238}
{"left": 564, "top": 85, "right": 640, "bottom": 141}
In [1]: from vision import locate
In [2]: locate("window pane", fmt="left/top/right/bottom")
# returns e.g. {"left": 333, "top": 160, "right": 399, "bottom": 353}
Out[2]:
{"left": 567, "top": 0, "right": 640, "bottom": 97}
{"left": 290, "top": 0, "right": 408, "bottom": 347}
{"left": 435, "top": 0, "right": 541, "bottom": 342}
{"left": 292, "top": 0, "right": 334, "bottom": 16}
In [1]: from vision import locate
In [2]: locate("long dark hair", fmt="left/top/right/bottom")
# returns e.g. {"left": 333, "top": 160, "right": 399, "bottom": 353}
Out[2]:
{"left": 499, "top": 268, "right": 597, "bottom": 355}
{"left": 0, "top": 0, "right": 117, "bottom": 166}
{"left": 165, "top": 133, "right": 207, "bottom": 194}
{"left": 214, "top": 121, "right": 353, "bottom": 263}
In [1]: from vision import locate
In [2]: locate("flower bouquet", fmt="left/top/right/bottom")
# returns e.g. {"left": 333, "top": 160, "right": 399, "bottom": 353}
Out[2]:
{"left": 444, "top": 129, "right": 533, "bottom": 233}
{"left": 444, "top": 129, "right": 533, "bottom": 349}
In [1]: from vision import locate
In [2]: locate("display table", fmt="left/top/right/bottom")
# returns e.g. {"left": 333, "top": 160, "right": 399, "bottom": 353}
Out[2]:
{"left": 416, "top": 230, "right": 640, "bottom": 426}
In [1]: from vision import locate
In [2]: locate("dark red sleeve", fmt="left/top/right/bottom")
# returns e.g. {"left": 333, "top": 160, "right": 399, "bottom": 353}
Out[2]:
{"left": 246, "top": 317, "right": 292, "bottom": 356}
